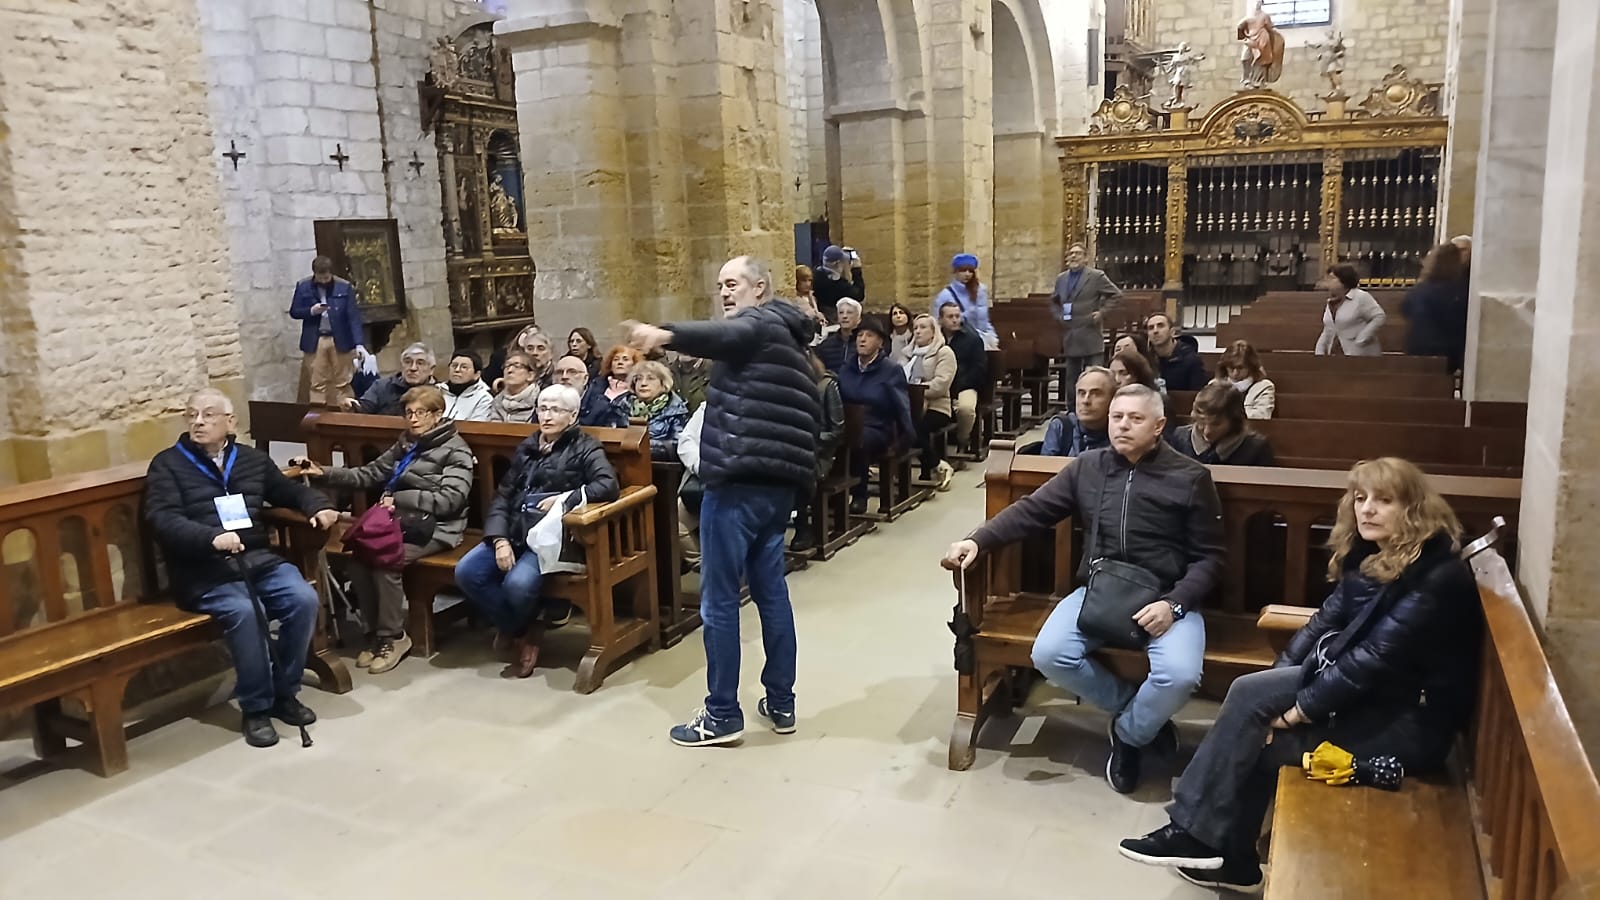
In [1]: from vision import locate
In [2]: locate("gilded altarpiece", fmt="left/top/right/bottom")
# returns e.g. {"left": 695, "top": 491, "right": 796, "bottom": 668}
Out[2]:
{"left": 421, "top": 24, "right": 536, "bottom": 341}
{"left": 1062, "top": 69, "right": 1447, "bottom": 330}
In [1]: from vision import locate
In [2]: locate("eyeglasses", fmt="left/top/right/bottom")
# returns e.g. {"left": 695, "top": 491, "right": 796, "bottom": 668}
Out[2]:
{"left": 403, "top": 408, "right": 436, "bottom": 420}
{"left": 504, "top": 362, "right": 531, "bottom": 371}
{"left": 536, "top": 405, "right": 574, "bottom": 416}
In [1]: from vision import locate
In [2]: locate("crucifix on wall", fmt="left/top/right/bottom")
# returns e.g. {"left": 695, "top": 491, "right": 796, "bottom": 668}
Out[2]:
{"left": 328, "top": 144, "right": 351, "bottom": 171}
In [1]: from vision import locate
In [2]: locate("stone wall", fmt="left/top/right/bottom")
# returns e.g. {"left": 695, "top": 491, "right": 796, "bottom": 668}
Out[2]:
{"left": 784, "top": 0, "right": 827, "bottom": 231}
{"left": 0, "top": 0, "right": 242, "bottom": 482}
{"left": 195, "top": 0, "right": 485, "bottom": 403}
{"left": 1149, "top": 0, "right": 1451, "bottom": 117}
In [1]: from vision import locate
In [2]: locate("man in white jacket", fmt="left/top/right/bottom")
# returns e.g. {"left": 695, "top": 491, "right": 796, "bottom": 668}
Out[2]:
{"left": 441, "top": 349, "right": 495, "bottom": 421}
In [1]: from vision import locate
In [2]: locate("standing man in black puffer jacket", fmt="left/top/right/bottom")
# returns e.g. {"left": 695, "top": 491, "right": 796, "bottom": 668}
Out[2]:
{"left": 626, "top": 256, "right": 821, "bottom": 747}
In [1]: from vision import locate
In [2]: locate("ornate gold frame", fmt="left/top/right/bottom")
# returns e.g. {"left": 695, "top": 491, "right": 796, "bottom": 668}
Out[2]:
{"left": 1059, "top": 80, "right": 1447, "bottom": 291}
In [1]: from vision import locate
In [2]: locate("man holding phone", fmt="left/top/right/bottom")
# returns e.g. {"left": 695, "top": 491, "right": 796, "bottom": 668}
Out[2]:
{"left": 812, "top": 244, "right": 865, "bottom": 325}
{"left": 289, "top": 255, "right": 367, "bottom": 408}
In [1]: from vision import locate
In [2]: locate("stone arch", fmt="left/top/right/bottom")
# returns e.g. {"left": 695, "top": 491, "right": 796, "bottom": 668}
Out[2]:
{"left": 814, "top": 0, "right": 896, "bottom": 109}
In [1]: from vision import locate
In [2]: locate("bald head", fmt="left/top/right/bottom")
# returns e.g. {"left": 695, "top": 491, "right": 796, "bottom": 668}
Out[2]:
{"left": 718, "top": 255, "right": 772, "bottom": 316}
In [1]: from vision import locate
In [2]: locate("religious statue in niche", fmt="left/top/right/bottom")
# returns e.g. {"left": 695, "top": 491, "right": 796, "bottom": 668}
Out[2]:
{"left": 1235, "top": 0, "right": 1285, "bottom": 89}
{"left": 486, "top": 132, "right": 525, "bottom": 239}
{"left": 1307, "top": 31, "right": 1349, "bottom": 98}
{"left": 428, "top": 37, "right": 461, "bottom": 92}
{"left": 1155, "top": 42, "right": 1207, "bottom": 110}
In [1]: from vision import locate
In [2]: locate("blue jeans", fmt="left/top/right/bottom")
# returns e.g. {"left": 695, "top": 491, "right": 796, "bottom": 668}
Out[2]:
{"left": 189, "top": 562, "right": 320, "bottom": 715}
{"left": 454, "top": 541, "right": 544, "bottom": 636}
{"left": 1030, "top": 586, "right": 1206, "bottom": 746}
{"left": 700, "top": 483, "right": 798, "bottom": 723}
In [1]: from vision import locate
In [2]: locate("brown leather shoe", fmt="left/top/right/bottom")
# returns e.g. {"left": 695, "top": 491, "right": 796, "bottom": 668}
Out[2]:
{"left": 500, "top": 638, "right": 539, "bottom": 679}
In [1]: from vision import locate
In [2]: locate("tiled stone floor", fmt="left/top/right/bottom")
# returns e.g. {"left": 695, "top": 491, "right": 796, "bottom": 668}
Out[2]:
{"left": 0, "top": 459, "right": 1223, "bottom": 899}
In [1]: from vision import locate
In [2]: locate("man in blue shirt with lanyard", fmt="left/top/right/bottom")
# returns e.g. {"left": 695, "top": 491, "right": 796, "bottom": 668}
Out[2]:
{"left": 145, "top": 388, "right": 341, "bottom": 747}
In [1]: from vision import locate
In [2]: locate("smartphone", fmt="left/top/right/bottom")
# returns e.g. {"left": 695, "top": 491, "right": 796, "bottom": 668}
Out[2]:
{"left": 849, "top": 250, "right": 860, "bottom": 261}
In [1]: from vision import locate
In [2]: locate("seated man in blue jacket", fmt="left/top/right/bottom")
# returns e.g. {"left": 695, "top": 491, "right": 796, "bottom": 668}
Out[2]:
{"left": 288, "top": 255, "right": 366, "bottom": 408}
{"left": 1040, "top": 366, "right": 1114, "bottom": 457}
{"left": 838, "top": 316, "right": 915, "bottom": 515}
{"left": 553, "top": 353, "right": 629, "bottom": 427}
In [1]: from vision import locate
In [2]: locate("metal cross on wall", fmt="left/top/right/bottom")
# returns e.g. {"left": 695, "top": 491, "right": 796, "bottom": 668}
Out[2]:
{"left": 222, "top": 140, "right": 247, "bottom": 170}
{"left": 329, "top": 144, "right": 351, "bottom": 170}
{"left": 408, "top": 151, "right": 426, "bottom": 177}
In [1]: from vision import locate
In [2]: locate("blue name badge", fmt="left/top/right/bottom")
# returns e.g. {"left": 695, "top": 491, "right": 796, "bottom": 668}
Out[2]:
{"left": 214, "top": 494, "right": 253, "bottom": 531}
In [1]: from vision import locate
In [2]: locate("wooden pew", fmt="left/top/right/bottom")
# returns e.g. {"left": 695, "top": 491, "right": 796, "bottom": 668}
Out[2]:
{"left": 1216, "top": 320, "right": 1408, "bottom": 355}
{"left": 1169, "top": 390, "right": 1528, "bottom": 430}
{"left": 808, "top": 405, "right": 875, "bottom": 560}
{"left": 1197, "top": 351, "right": 1445, "bottom": 375}
{"left": 943, "top": 447, "right": 1520, "bottom": 771}
{"left": 1257, "top": 539, "right": 1600, "bottom": 900}
{"left": 301, "top": 413, "right": 659, "bottom": 693}
{"left": 249, "top": 400, "right": 313, "bottom": 454}
{"left": 648, "top": 459, "right": 702, "bottom": 649}
{"left": 0, "top": 463, "right": 349, "bottom": 776}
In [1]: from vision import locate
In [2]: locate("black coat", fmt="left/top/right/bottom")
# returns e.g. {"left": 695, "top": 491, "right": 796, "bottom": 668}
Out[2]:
{"left": 1169, "top": 425, "right": 1277, "bottom": 466}
{"left": 666, "top": 300, "right": 821, "bottom": 491}
{"left": 1401, "top": 279, "right": 1468, "bottom": 371}
{"left": 483, "top": 427, "right": 620, "bottom": 547}
{"left": 812, "top": 267, "right": 864, "bottom": 324}
{"left": 578, "top": 379, "right": 628, "bottom": 428}
{"left": 145, "top": 434, "right": 331, "bottom": 604}
{"left": 838, "top": 351, "right": 915, "bottom": 447}
{"left": 355, "top": 373, "right": 419, "bottom": 416}
{"left": 970, "top": 441, "right": 1225, "bottom": 612}
{"left": 1278, "top": 533, "right": 1481, "bottom": 751}
{"left": 816, "top": 326, "right": 856, "bottom": 374}
{"left": 1157, "top": 339, "right": 1208, "bottom": 392}
{"left": 946, "top": 326, "right": 988, "bottom": 395}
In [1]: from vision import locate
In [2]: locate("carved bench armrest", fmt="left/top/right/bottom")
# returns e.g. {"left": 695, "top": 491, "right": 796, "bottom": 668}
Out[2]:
{"left": 1258, "top": 604, "right": 1314, "bottom": 656}
{"left": 561, "top": 484, "right": 659, "bottom": 530}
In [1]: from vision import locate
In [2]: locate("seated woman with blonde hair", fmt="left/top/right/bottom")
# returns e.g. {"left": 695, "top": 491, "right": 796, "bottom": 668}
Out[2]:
{"left": 1118, "top": 457, "right": 1482, "bottom": 893}
{"left": 627, "top": 359, "right": 690, "bottom": 461}
{"left": 1213, "top": 339, "right": 1276, "bottom": 420}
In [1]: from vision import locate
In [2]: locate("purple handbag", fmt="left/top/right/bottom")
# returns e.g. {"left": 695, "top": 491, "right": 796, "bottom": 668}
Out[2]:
{"left": 341, "top": 504, "right": 406, "bottom": 570}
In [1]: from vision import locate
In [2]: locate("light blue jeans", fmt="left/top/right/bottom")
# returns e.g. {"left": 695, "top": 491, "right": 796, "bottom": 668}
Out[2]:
{"left": 1030, "top": 586, "right": 1206, "bottom": 747}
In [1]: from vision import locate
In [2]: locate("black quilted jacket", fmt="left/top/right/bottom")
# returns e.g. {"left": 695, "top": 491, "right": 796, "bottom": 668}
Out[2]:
{"left": 666, "top": 300, "right": 821, "bottom": 491}
{"left": 1278, "top": 532, "right": 1482, "bottom": 730}
{"left": 482, "top": 427, "right": 619, "bottom": 547}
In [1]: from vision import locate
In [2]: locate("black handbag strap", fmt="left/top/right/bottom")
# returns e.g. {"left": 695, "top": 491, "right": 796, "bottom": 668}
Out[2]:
{"left": 1086, "top": 474, "right": 1108, "bottom": 565}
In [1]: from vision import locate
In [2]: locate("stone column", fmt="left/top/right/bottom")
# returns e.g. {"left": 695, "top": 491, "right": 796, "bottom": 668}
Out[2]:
{"left": 1437, "top": 0, "right": 1492, "bottom": 238}
{"left": 0, "top": 0, "right": 242, "bottom": 483}
{"left": 497, "top": 4, "right": 635, "bottom": 340}
{"left": 832, "top": 105, "right": 911, "bottom": 306}
{"left": 992, "top": 130, "right": 1050, "bottom": 298}
{"left": 925, "top": 0, "right": 994, "bottom": 301}
{"left": 1518, "top": 0, "right": 1600, "bottom": 765}
{"left": 1461, "top": 0, "right": 1556, "bottom": 403}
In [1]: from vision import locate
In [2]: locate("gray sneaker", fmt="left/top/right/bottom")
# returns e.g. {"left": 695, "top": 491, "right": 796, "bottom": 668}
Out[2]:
{"left": 757, "top": 698, "right": 796, "bottom": 735}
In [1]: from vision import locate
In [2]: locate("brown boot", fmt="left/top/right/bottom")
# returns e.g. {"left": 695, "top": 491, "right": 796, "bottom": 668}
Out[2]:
{"left": 500, "top": 638, "right": 539, "bottom": 679}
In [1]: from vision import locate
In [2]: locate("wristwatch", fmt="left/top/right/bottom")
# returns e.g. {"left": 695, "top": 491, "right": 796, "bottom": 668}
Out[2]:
{"left": 1167, "top": 599, "right": 1187, "bottom": 621}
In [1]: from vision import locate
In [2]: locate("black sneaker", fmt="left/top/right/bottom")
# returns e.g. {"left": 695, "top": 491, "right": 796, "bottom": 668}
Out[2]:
{"left": 242, "top": 712, "right": 279, "bottom": 748}
{"left": 270, "top": 696, "right": 317, "bottom": 727}
{"left": 757, "top": 698, "right": 796, "bottom": 734}
{"left": 1149, "top": 720, "right": 1181, "bottom": 757}
{"left": 1106, "top": 718, "right": 1142, "bottom": 794}
{"left": 788, "top": 533, "right": 816, "bottom": 555}
{"left": 1117, "top": 823, "right": 1224, "bottom": 870}
{"left": 1177, "top": 858, "right": 1263, "bottom": 894}
{"left": 848, "top": 497, "right": 868, "bottom": 516}
{"left": 542, "top": 600, "right": 574, "bottom": 628}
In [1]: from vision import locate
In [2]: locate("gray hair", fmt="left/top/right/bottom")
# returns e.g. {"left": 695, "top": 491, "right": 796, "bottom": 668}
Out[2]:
{"left": 537, "top": 384, "right": 581, "bottom": 415}
{"left": 186, "top": 387, "right": 234, "bottom": 415}
{"left": 730, "top": 255, "right": 774, "bottom": 300}
{"left": 401, "top": 342, "right": 436, "bottom": 365}
{"left": 836, "top": 297, "right": 863, "bottom": 317}
{"left": 1112, "top": 383, "right": 1165, "bottom": 417}
{"left": 1077, "top": 365, "right": 1115, "bottom": 387}
{"left": 630, "top": 359, "right": 675, "bottom": 393}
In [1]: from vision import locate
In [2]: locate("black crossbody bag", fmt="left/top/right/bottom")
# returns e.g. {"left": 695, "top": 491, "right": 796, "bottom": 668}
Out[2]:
{"left": 1076, "top": 482, "right": 1163, "bottom": 650}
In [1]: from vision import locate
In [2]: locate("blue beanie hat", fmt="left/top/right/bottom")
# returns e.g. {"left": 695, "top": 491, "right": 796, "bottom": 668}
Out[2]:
{"left": 822, "top": 245, "right": 846, "bottom": 264}
{"left": 952, "top": 253, "right": 980, "bottom": 270}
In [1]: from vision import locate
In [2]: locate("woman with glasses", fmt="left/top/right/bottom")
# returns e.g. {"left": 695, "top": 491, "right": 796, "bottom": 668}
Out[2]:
{"left": 297, "top": 386, "right": 474, "bottom": 673}
{"left": 626, "top": 360, "right": 690, "bottom": 461}
{"left": 491, "top": 351, "right": 541, "bottom": 424}
{"left": 453, "top": 384, "right": 620, "bottom": 678}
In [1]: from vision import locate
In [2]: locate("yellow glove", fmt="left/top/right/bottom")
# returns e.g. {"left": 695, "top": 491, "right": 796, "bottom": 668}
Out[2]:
{"left": 1302, "top": 741, "right": 1356, "bottom": 785}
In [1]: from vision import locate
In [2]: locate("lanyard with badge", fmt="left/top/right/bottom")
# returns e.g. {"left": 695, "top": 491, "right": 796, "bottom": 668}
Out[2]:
{"left": 177, "top": 442, "right": 253, "bottom": 531}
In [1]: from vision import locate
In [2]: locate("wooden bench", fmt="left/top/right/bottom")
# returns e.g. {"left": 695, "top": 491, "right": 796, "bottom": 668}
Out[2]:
{"left": 1169, "top": 390, "right": 1527, "bottom": 429}
{"left": 943, "top": 446, "right": 1521, "bottom": 771}
{"left": 301, "top": 413, "right": 659, "bottom": 693}
{"left": 806, "top": 405, "right": 875, "bottom": 560}
{"left": 0, "top": 463, "right": 349, "bottom": 776}
{"left": 1257, "top": 537, "right": 1600, "bottom": 900}
{"left": 249, "top": 400, "right": 312, "bottom": 454}
{"left": 1197, "top": 350, "right": 1445, "bottom": 375}
{"left": 1216, "top": 320, "right": 1410, "bottom": 355}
